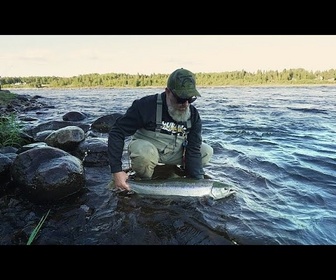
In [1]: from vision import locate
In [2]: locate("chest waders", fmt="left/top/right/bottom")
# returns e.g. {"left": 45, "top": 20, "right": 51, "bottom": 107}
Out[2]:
{"left": 155, "top": 93, "right": 191, "bottom": 170}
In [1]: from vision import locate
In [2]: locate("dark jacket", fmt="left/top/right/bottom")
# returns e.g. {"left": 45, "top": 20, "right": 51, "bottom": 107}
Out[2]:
{"left": 108, "top": 92, "right": 205, "bottom": 179}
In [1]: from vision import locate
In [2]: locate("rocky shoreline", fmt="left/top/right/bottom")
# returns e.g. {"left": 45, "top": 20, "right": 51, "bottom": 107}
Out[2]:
{"left": 0, "top": 90, "right": 52, "bottom": 116}
{"left": 0, "top": 92, "right": 122, "bottom": 203}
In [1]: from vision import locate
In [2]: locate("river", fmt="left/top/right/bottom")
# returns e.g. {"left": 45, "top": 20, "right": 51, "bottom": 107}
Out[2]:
{"left": 1, "top": 86, "right": 335, "bottom": 245}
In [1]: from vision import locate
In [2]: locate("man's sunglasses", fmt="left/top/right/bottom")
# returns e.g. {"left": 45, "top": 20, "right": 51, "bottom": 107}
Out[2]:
{"left": 169, "top": 89, "right": 197, "bottom": 104}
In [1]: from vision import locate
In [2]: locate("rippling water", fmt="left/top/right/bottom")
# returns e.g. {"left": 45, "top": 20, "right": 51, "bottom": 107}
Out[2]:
{"left": 6, "top": 86, "right": 336, "bottom": 245}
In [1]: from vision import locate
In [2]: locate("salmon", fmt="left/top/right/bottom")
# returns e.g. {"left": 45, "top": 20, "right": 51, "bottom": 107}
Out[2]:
{"left": 128, "top": 178, "right": 236, "bottom": 200}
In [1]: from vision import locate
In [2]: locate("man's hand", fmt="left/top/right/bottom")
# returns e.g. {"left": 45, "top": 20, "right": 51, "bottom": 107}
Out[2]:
{"left": 112, "top": 171, "right": 131, "bottom": 191}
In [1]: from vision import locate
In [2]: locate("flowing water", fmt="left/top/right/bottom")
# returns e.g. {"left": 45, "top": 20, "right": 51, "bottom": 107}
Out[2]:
{"left": 2, "top": 86, "right": 335, "bottom": 245}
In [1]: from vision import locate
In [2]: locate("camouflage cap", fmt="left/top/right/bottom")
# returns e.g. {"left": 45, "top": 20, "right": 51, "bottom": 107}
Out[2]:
{"left": 167, "top": 68, "right": 201, "bottom": 98}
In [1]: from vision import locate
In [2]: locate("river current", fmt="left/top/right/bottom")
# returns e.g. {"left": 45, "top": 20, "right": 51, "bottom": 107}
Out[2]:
{"left": 2, "top": 86, "right": 336, "bottom": 245}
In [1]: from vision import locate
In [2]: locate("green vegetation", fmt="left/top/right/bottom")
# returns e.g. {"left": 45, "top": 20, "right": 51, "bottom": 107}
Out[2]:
{"left": 0, "top": 91, "right": 29, "bottom": 148}
{"left": 0, "top": 114, "right": 26, "bottom": 148}
{"left": 27, "top": 209, "right": 51, "bottom": 245}
{"left": 1, "top": 68, "right": 336, "bottom": 88}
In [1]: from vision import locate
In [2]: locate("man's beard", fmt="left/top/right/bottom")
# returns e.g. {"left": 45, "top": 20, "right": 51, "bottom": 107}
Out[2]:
{"left": 167, "top": 104, "right": 191, "bottom": 122}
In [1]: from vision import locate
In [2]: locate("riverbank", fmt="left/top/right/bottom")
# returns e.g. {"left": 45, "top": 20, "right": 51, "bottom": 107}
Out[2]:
{"left": 3, "top": 83, "right": 336, "bottom": 91}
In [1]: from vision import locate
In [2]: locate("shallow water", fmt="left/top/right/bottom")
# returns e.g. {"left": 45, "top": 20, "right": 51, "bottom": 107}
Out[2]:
{"left": 2, "top": 86, "right": 336, "bottom": 245}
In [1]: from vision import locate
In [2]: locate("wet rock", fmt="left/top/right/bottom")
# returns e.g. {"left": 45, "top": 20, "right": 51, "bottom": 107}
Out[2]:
{"left": 0, "top": 153, "right": 12, "bottom": 185}
{"left": 34, "top": 130, "right": 54, "bottom": 142}
{"left": 91, "top": 113, "right": 123, "bottom": 133}
{"left": 73, "top": 137, "right": 109, "bottom": 167}
{"left": 16, "top": 142, "right": 49, "bottom": 154}
{"left": 62, "top": 111, "right": 87, "bottom": 121}
{"left": 10, "top": 146, "right": 85, "bottom": 203}
{"left": 44, "top": 126, "right": 85, "bottom": 152}
{"left": 25, "top": 120, "right": 90, "bottom": 138}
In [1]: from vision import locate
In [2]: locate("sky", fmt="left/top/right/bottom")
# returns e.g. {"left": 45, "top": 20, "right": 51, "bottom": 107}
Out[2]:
{"left": 1, "top": 35, "right": 336, "bottom": 77}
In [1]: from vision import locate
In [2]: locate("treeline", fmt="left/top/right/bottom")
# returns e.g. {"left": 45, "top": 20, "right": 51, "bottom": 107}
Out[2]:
{"left": 1, "top": 68, "right": 336, "bottom": 88}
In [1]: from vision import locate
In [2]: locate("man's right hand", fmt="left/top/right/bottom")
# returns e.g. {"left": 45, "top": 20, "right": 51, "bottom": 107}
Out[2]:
{"left": 112, "top": 171, "right": 131, "bottom": 191}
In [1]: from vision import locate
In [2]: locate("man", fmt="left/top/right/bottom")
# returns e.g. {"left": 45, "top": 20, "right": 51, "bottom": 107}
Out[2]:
{"left": 108, "top": 68, "right": 213, "bottom": 191}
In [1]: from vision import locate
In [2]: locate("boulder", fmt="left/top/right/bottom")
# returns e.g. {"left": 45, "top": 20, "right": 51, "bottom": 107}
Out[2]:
{"left": 10, "top": 146, "right": 85, "bottom": 203}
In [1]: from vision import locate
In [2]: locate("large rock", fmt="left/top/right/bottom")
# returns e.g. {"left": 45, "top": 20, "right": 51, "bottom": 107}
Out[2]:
{"left": 24, "top": 120, "right": 90, "bottom": 138}
{"left": 10, "top": 146, "right": 85, "bottom": 203}
{"left": 44, "top": 126, "right": 85, "bottom": 151}
{"left": 91, "top": 113, "right": 123, "bottom": 133}
{"left": 62, "top": 111, "right": 87, "bottom": 121}
{"left": 72, "top": 137, "right": 109, "bottom": 167}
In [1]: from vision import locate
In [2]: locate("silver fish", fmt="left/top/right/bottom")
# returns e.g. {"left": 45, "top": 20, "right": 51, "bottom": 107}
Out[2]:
{"left": 128, "top": 178, "right": 236, "bottom": 200}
